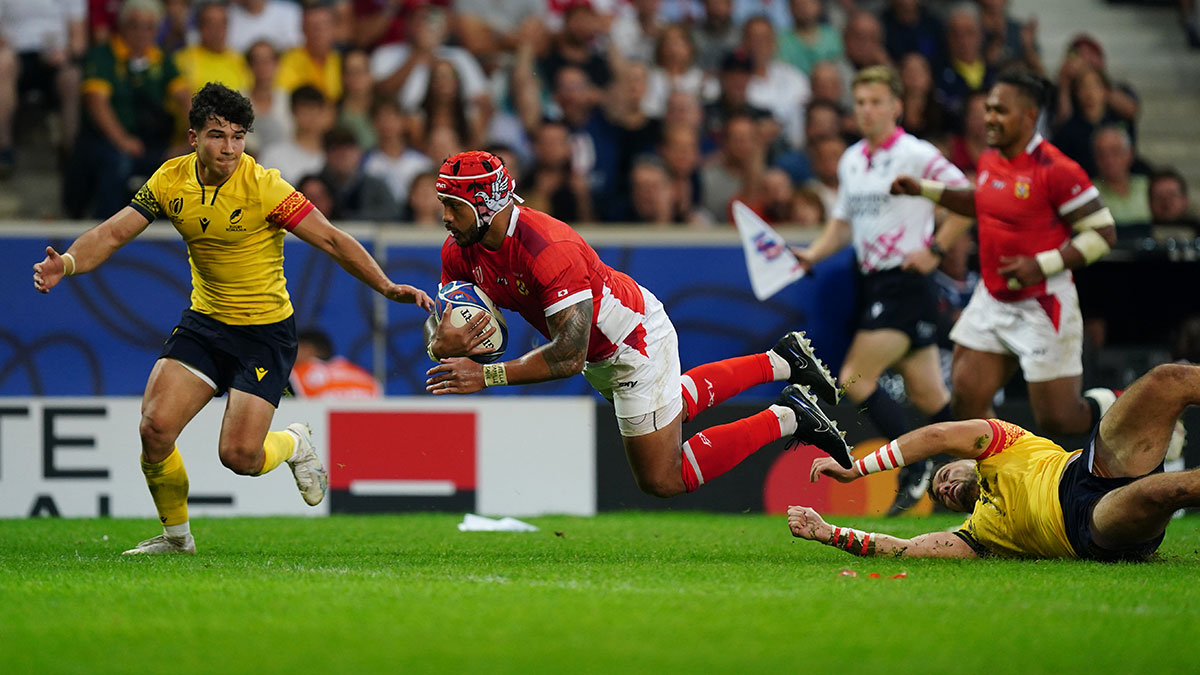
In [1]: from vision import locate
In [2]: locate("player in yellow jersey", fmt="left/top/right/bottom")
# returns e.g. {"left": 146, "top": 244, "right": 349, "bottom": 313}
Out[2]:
{"left": 789, "top": 363, "right": 1200, "bottom": 560}
{"left": 32, "top": 83, "right": 433, "bottom": 555}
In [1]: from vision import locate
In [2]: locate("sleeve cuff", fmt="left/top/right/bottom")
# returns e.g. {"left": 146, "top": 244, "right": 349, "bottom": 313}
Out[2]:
{"left": 129, "top": 201, "right": 157, "bottom": 223}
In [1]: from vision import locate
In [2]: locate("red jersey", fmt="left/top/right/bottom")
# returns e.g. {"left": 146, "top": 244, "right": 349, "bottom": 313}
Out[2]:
{"left": 441, "top": 206, "right": 649, "bottom": 363}
{"left": 974, "top": 135, "right": 1098, "bottom": 302}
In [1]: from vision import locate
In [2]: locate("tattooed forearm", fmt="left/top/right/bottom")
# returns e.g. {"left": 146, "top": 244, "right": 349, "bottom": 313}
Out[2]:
{"left": 543, "top": 299, "right": 592, "bottom": 379}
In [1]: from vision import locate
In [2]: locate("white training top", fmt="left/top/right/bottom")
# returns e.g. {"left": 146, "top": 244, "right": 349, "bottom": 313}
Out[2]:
{"left": 832, "top": 128, "right": 969, "bottom": 274}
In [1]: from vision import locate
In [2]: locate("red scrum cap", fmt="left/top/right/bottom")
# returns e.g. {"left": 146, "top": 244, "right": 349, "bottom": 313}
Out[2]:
{"left": 435, "top": 150, "right": 523, "bottom": 230}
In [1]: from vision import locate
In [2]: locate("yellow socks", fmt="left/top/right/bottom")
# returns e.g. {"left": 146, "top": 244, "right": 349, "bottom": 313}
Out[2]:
{"left": 256, "top": 430, "right": 297, "bottom": 476}
{"left": 141, "top": 446, "right": 189, "bottom": 533}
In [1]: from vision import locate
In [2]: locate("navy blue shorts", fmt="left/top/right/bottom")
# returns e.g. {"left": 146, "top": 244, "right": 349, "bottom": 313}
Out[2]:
{"left": 856, "top": 268, "right": 939, "bottom": 348}
{"left": 159, "top": 309, "right": 297, "bottom": 407}
{"left": 1059, "top": 426, "right": 1165, "bottom": 562}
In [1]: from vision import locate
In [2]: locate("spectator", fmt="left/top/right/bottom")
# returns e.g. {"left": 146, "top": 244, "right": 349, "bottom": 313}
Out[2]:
{"left": 809, "top": 60, "right": 843, "bottom": 105}
{"left": 454, "top": 0, "right": 547, "bottom": 67}
{"left": 522, "top": 118, "right": 594, "bottom": 222}
{"left": 296, "top": 173, "right": 335, "bottom": 216}
{"left": 289, "top": 329, "right": 381, "bottom": 399}
{"left": 701, "top": 50, "right": 774, "bottom": 152}
{"left": 628, "top": 155, "right": 675, "bottom": 224}
{"left": 610, "top": 0, "right": 664, "bottom": 65}
{"left": 947, "top": 90, "right": 987, "bottom": 173}
{"left": 63, "top": 0, "right": 190, "bottom": 218}
{"left": 407, "top": 60, "right": 487, "bottom": 154}
{"left": 658, "top": 123, "right": 709, "bottom": 224}
{"left": 899, "top": 51, "right": 947, "bottom": 140}
{"left": 1149, "top": 168, "right": 1200, "bottom": 229}
{"left": 802, "top": 133, "right": 844, "bottom": 215}
{"left": 336, "top": 49, "right": 377, "bottom": 149}
{"left": 174, "top": 2, "right": 251, "bottom": 94}
{"left": 363, "top": 97, "right": 432, "bottom": 209}
{"left": 0, "top": 0, "right": 86, "bottom": 175}
{"left": 243, "top": 40, "right": 291, "bottom": 156}
{"left": 742, "top": 16, "right": 811, "bottom": 149}
{"left": 351, "top": 0, "right": 448, "bottom": 51}
{"left": 258, "top": 85, "right": 332, "bottom": 184}
{"left": 607, "top": 60, "right": 662, "bottom": 177}
{"left": 276, "top": 2, "right": 342, "bottom": 100}
{"left": 790, "top": 186, "right": 826, "bottom": 228}
{"left": 642, "top": 24, "right": 717, "bottom": 119}
{"left": 978, "top": 0, "right": 1041, "bottom": 73}
{"left": 545, "top": 65, "right": 624, "bottom": 220}
{"left": 804, "top": 99, "right": 845, "bottom": 145}
{"left": 1091, "top": 125, "right": 1150, "bottom": 226}
{"left": 405, "top": 170, "right": 442, "bottom": 226}
{"left": 1053, "top": 33, "right": 1139, "bottom": 134}
{"left": 731, "top": 0, "right": 791, "bottom": 30}
{"left": 425, "top": 123, "right": 463, "bottom": 162}
{"left": 319, "top": 126, "right": 397, "bottom": 221}
{"left": 228, "top": 0, "right": 303, "bottom": 53}
{"left": 664, "top": 88, "right": 704, "bottom": 133}
{"left": 777, "top": 0, "right": 844, "bottom": 76}
{"left": 690, "top": 0, "right": 740, "bottom": 72}
{"left": 158, "top": 0, "right": 189, "bottom": 54}
{"left": 836, "top": 11, "right": 889, "bottom": 109}
{"left": 539, "top": 0, "right": 612, "bottom": 90}
{"left": 700, "top": 112, "right": 766, "bottom": 221}
{"left": 1052, "top": 67, "right": 1135, "bottom": 178}
{"left": 881, "top": 0, "right": 945, "bottom": 69}
{"left": 757, "top": 167, "right": 796, "bottom": 224}
{"left": 935, "top": 2, "right": 994, "bottom": 132}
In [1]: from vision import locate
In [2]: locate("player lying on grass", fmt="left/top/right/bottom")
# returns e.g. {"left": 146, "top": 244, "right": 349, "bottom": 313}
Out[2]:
{"left": 789, "top": 363, "right": 1199, "bottom": 560}
{"left": 424, "top": 150, "right": 852, "bottom": 498}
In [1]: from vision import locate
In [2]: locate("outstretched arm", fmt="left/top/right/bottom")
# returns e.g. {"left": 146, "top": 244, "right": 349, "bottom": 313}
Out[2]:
{"left": 290, "top": 209, "right": 433, "bottom": 310}
{"left": 789, "top": 218, "right": 852, "bottom": 272}
{"left": 810, "top": 419, "right": 997, "bottom": 483}
{"left": 33, "top": 206, "right": 151, "bottom": 293}
{"left": 787, "top": 505, "right": 978, "bottom": 559}
{"left": 891, "top": 174, "right": 976, "bottom": 217}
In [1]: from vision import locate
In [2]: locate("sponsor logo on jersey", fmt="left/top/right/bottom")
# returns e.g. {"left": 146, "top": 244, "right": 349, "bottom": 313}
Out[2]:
{"left": 515, "top": 279, "right": 529, "bottom": 295}
{"left": 1014, "top": 177, "right": 1031, "bottom": 199}
{"left": 199, "top": 216, "right": 211, "bottom": 232}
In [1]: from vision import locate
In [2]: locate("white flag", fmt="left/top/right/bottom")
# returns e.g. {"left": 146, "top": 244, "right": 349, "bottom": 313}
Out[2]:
{"left": 732, "top": 200, "right": 805, "bottom": 301}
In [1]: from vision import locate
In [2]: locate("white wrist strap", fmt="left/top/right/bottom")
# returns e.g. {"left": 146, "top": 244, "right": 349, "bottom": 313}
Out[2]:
{"left": 1035, "top": 248, "right": 1066, "bottom": 277}
{"left": 62, "top": 253, "right": 77, "bottom": 276}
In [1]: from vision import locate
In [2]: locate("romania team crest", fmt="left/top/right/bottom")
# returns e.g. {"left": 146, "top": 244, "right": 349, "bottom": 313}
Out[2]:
{"left": 1014, "top": 178, "right": 1031, "bottom": 199}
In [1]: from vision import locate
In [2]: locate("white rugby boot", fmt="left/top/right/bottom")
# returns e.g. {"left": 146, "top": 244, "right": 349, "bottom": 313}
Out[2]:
{"left": 285, "top": 423, "right": 327, "bottom": 506}
{"left": 122, "top": 532, "right": 196, "bottom": 555}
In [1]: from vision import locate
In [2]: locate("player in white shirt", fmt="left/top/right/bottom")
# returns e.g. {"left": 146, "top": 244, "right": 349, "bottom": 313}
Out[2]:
{"left": 792, "top": 66, "right": 974, "bottom": 514}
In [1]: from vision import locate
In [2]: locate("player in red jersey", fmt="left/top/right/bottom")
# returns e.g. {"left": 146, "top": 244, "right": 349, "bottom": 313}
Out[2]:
{"left": 422, "top": 150, "right": 853, "bottom": 497}
{"left": 892, "top": 70, "right": 1117, "bottom": 436}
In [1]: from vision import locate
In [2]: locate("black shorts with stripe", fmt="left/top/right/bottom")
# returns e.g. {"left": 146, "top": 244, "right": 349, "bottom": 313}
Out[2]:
{"left": 855, "top": 268, "right": 939, "bottom": 348}
{"left": 159, "top": 309, "right": 297, "bottom": 407}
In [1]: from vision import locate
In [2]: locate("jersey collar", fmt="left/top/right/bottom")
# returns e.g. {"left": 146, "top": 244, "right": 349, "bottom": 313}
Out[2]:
{"left": 1024, "top": 133, "right": 1044, "bottom": 155}
{"left": 861, "top": 126, "right": 905, "bottom": 165}
{"left": 193, "top": 153, "right": 236, "bottom": 206}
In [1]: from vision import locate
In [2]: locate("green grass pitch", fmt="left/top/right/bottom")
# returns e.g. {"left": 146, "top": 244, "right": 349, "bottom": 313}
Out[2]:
{"left": 2, "top": 513, "right": 1199, "bottom": 674}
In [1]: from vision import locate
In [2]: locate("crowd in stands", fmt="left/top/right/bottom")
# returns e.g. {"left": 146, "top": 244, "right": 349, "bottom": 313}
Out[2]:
{"left": 0, "top": 0, "right": 1195, "bottom": 232}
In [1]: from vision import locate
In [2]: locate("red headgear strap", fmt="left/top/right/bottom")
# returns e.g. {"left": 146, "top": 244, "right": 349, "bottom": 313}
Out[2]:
{"left": 435, "top": 151, "right": 522, "bottom": 229}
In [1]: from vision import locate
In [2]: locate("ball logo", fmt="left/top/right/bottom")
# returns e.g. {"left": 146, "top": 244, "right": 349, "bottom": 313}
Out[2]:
{"left": 229, "top": 208, "right": 243, "bottom": 224}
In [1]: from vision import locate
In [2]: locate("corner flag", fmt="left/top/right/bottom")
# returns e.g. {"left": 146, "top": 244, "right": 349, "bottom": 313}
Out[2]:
{"left": 732, "top": 200, "right": 805, "bottom": 301}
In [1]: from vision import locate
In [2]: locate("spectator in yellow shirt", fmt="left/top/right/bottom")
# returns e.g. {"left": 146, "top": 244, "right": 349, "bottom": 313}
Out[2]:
{"left": 276, "top": 2, "right": 341, "bottom": 101}
{"left": 174, "top": 2, "right": 251, "bottom": 94}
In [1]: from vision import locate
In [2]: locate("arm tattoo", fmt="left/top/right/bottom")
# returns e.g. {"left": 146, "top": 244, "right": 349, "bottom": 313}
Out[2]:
{"left": 544, "top": 299, "right": 592, "bottom": 378}
{"left": 974, "top": 434, "right": 989, "bottom": 449}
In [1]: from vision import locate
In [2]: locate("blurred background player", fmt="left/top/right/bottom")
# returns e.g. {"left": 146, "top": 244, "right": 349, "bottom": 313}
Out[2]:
{"left": 423, "top": 150, "right": 853, "bottom": 498}
{"left": 795, "top": 363, "right": 1200, "bottom": 561}
{"left": 892, "top": 70, "right": 1117, "bottom": 438}
{"left": 290, "top": 329, "right": 381, "bottom": 399}
{"left": 32, "top": 83, "right": 432, "bottom": 555}
{"left": 791, "top": 66, "right": 972, "bottom": 515}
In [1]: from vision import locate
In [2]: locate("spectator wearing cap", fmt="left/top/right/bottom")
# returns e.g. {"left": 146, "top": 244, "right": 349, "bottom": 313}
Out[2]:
{"left": 258, "top": 84, "right": 333, "bottom": 185}
{"left": 228, "top": 0, "right": 303, "bottom": 53}
{"left": 690, "top": 0, "right": 740, "bottom": 72}
{"left": 701, "top": 49, "right": 774, "bottom": 155}
{"left": 362, "top": 97, "right": 432, "bottom": 210}
{"left": 1054, "top": 33, "right": 1139, "bottom": 134}
{"left": 935, "top": 2, "right": 995, "bottom": 133}
{"left": 174, "top": 2, "right": 252, "bottom": 94}
{"left": 1052, "top": 67, "right": 1136, "bottom": 177}
{"left": 742, "top": 16, "right": 811, "bottom": 149}
{"left": 1091, "top": 125, "right": 1150, "bottom": 226}
{"left": 881, "top": 0, "right": 945, "bottom": 70}
{"left": 319, "top": 126, "right": 397, "bottom": 221}
{"left": 276, "top": 2, "right": 342, "bottom": 100}
{"left": 778, "top": 0, "right": 843, "bottom": 76}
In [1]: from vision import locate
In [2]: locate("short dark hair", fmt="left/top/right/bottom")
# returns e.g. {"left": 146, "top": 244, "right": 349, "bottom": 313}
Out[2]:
{"left": 290, "top": 85, "right": 327, "bottom": 112}
{"left": 1150, "top": 167, "right": 1188, "bottom": 196}
{"left": 995, "top": 69, "right": 1051, "bottom": 109}
{"left": 188, "top": 82, "right": 255, "bottom": 132}
{"left": 298, "top": 329, "right": 334, "bottom": 360}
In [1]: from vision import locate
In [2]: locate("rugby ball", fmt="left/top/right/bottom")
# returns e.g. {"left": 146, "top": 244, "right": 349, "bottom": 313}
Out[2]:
{"left": 435, "top": 281, "right": 508, "bottom": 363}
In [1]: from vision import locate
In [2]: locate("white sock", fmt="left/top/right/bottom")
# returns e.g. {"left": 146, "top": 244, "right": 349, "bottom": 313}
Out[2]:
{"left": 769, "top": 404, "right": 798, "bottom": 436}
{"left": 766, "top": 351, "right": 791, "bottom": 381}
{"left": 164, "top": 522, "right": 190, "bottom": 538}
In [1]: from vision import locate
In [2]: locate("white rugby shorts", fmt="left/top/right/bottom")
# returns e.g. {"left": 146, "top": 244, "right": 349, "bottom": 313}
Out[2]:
{"left": 949, "top": 277, "right": 1083, "bottom": 383}
{"left": 583, "top": 286, "right": 683, "bottom": 437}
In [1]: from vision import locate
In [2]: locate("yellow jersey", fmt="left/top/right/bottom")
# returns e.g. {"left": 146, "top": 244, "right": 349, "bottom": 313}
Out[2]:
{"left": 956, "top": 419, "right": 1080, "bottom": 558}
{"left": 130, "top": 152, "right": 314, "bottom": 325}
{"left": 275, "top": 48, "right": 342, "bottom": 101}
{"left": 174, "top": 45, "right": 252, "bottom": 94}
